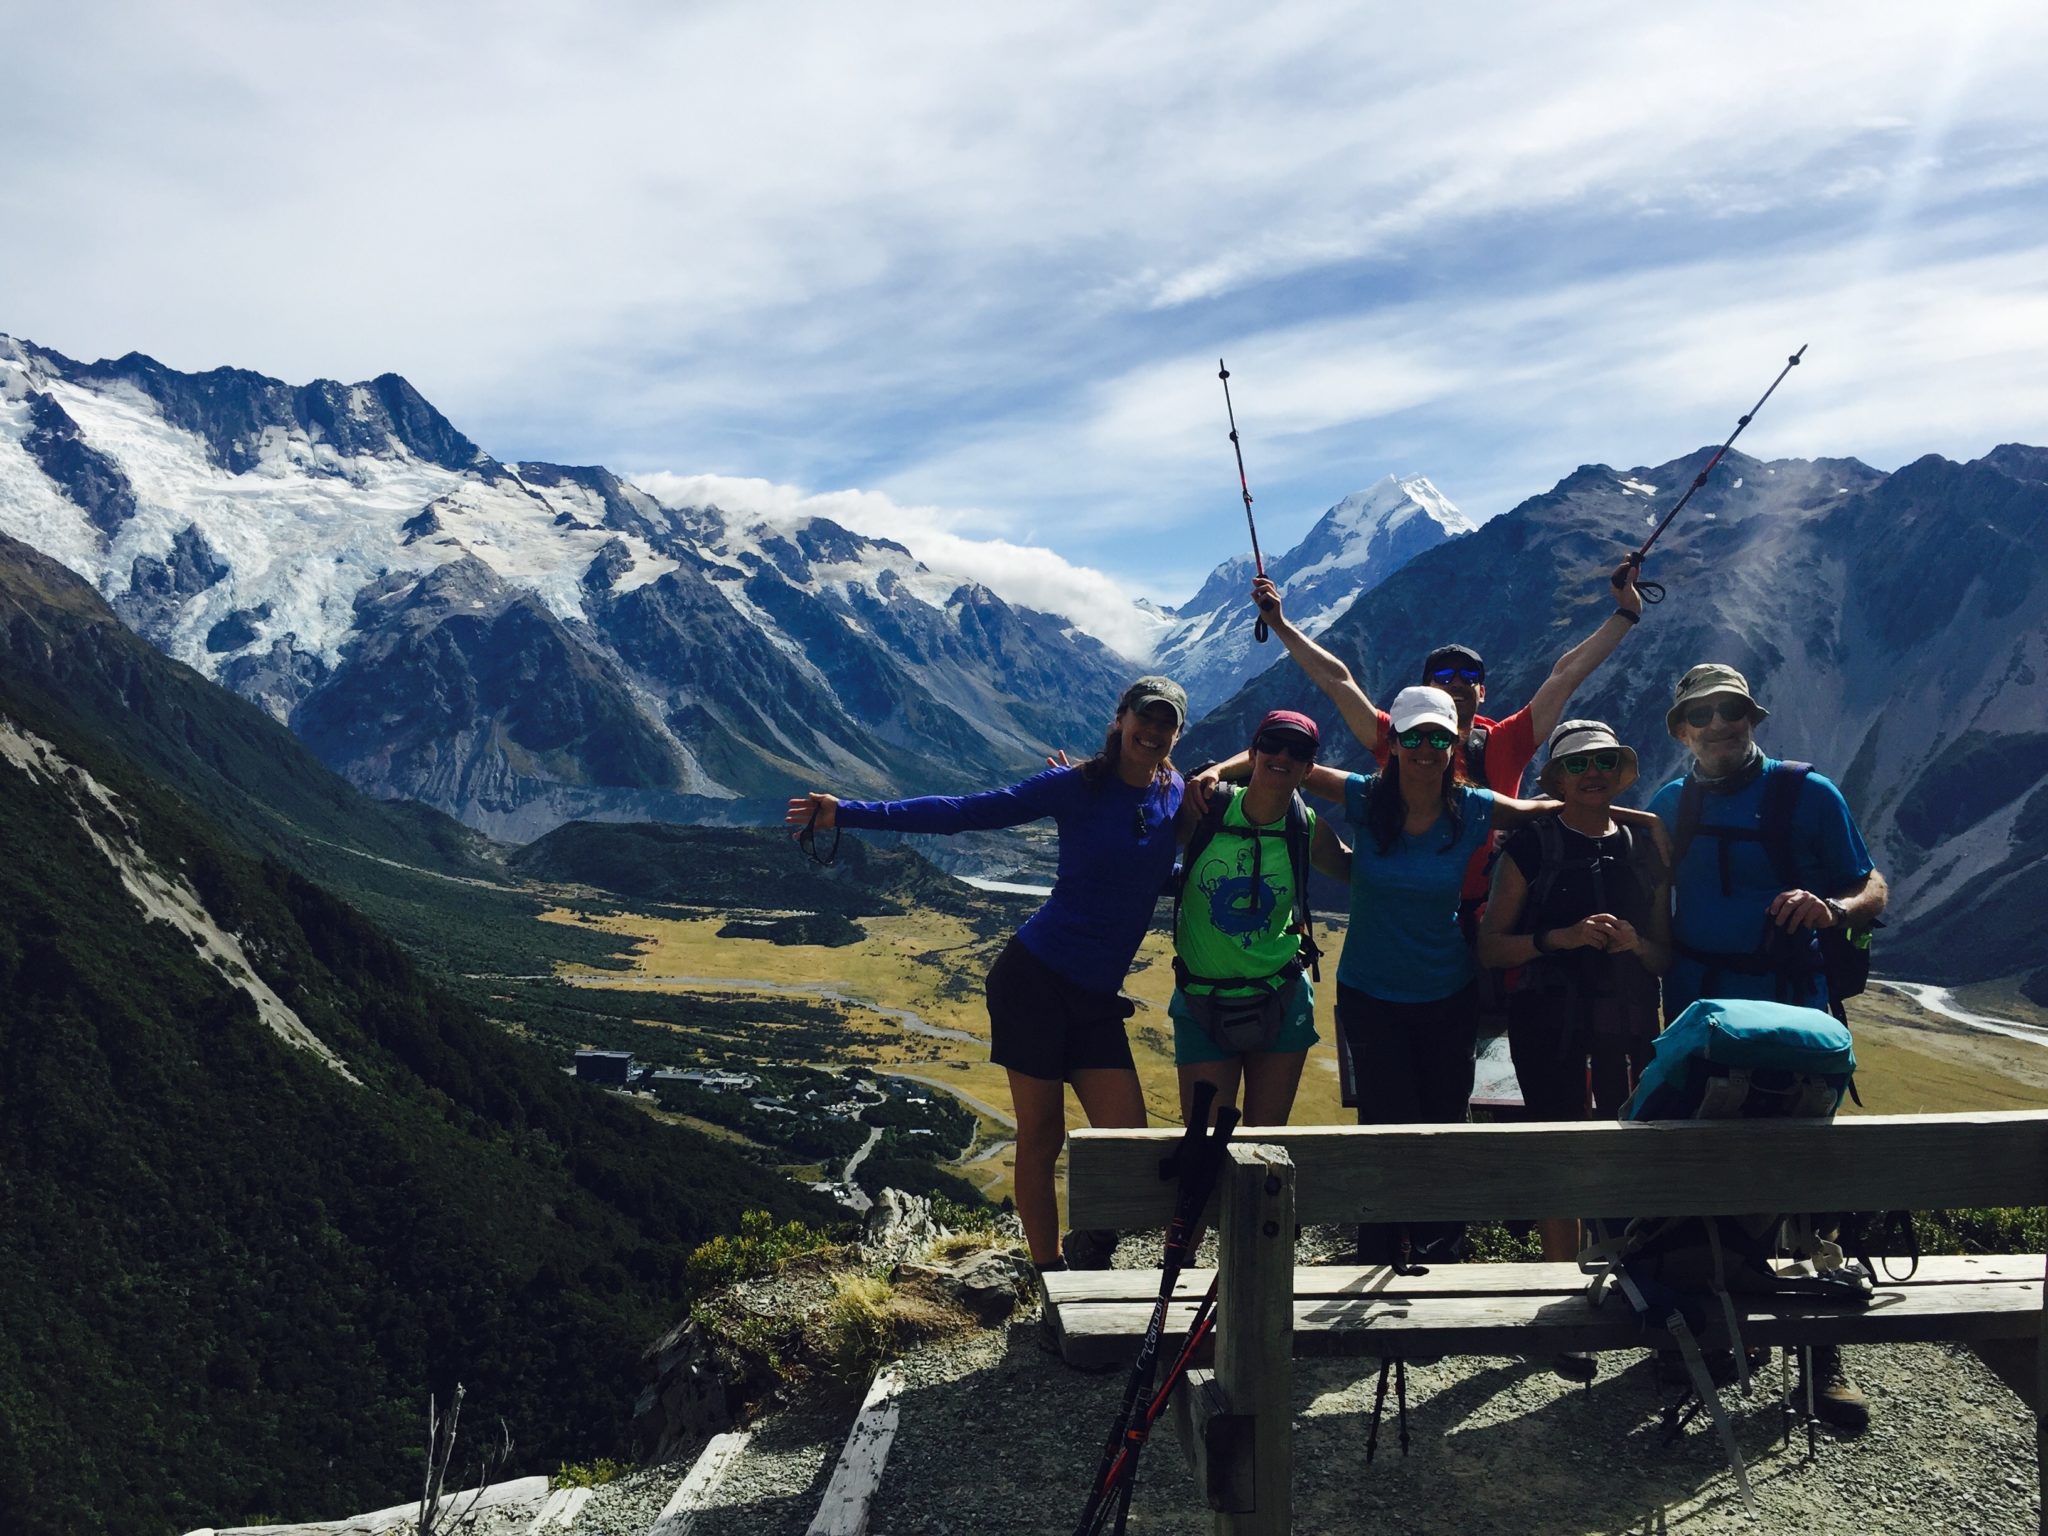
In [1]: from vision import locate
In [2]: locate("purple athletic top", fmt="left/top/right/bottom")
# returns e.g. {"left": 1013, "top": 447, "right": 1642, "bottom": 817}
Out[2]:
{"left": 835, "top": 765, "right": 1183, "bottom": 995}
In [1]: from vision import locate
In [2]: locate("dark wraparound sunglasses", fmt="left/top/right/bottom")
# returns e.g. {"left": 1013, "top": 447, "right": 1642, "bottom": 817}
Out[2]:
{"left": 1428, "top": 665, "right": 1484, "bottom": 686}
{"left": 1561, "top": 749, "right": 1624, "bottom": 775}
{"left": 1682, "top": 698, "right": 1753, "bottom": 728}
{"left": 1396, "top": 727, "right": 1456, "bottom": 751}
{"left": 1253, "top": 732, "right": 1316, "bottom": 762}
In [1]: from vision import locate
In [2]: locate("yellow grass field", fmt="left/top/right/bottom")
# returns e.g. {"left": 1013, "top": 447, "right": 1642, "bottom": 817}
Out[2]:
{"left": 549, "top": 905, "right": 2048, "bottom": 1211}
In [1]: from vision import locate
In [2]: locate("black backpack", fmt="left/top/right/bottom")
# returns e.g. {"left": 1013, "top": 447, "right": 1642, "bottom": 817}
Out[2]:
{"left": 1671, "top": 762, "right": 1876, "bottom": 1021}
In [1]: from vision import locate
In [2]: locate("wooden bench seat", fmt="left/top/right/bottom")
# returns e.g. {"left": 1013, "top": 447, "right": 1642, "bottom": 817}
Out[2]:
{"left": 1046, "top": 1255, "right": 2044, "bottom": 1369}
{"left": 1057, "top": 1112, "right": 2048, "bottom": 1533}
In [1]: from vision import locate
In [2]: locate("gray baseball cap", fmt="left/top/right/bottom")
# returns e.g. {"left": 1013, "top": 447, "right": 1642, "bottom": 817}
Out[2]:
{"left": 1118, "top": 675, "right": 1188, "bottom": 729}
{"left": 1667, "top": 663, "right": 1769, "bottom": 736}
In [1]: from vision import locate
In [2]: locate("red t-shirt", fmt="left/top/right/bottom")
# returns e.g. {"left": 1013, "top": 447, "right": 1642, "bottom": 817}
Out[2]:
{"left": 1370, "top": 704, "right": 1539, "bottom": 901}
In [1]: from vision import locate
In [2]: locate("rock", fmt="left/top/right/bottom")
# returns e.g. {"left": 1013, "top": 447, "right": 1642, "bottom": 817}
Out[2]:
{"left": 861, "top": 1188, "right": 940, "bottom": 1267}
{"left": 634, "top": 1314, "right": 733, "bottom": 1466}
{"left": 942, "top": 1248, "right": 1036, "bottom": 1326}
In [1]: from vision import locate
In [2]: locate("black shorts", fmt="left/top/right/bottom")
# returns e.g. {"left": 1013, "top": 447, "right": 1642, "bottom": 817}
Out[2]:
{"left": 1506, "top": 990, "right": 1657, "bottom": 1120}
{"left": 985, "top": 936, "right": 1136, "bottom": 1081}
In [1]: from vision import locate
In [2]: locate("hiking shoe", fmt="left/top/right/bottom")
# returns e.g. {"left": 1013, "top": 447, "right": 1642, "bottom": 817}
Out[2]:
{"left": 1034, "top": 1259, "right": 1067, "bottom": 1356}
{"left": 1062, "top": 1228, "right": 1119, "bottom": 1270}
{"left": 1552, "top": 1351, "right": 1598, "bottom": 1384}
{"left": 1799, "top": 1345, "right": 1871, "bottom": 1434}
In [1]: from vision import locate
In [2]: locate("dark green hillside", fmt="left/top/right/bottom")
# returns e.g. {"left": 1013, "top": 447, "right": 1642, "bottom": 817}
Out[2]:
{"left": 0, "top": 530, "right": 489, "bottom": 878}
{"left": 0, "top": 687, "right": 832, "bottom": 1536}
{"left": 510, "top": 818, "right": 1006, "bottom": 925}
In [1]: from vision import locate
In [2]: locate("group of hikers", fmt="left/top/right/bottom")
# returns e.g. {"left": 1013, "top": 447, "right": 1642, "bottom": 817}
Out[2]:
{"left": 784, "top": 557, "right": 1889, "bottom": 1431}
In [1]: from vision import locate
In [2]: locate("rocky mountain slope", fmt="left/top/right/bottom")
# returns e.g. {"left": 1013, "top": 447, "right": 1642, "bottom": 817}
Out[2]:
{"left": 0, "top": 336, "right": 1131, "bottom": 839}
{"left": 0, "top": 551, "right": 838, "bottom": 1536}
{"left": 1153, "top": 473, "right": 1471, "bottom": 713}
{"left": 1181, "top": 444, "right": 2048, "bottom": 998}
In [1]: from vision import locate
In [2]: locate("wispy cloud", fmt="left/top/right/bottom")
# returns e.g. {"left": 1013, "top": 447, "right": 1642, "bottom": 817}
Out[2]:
{"left": 628, "top": 471, "right": 1176, "bottom": 659}
{"left": 5, "top": 0, "right": 2048, "bottom": 608}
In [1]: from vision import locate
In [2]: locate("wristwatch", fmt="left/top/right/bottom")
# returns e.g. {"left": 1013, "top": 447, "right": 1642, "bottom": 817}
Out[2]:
{"left": 1821, "top": 897, "right": 1849, "bottom": 930}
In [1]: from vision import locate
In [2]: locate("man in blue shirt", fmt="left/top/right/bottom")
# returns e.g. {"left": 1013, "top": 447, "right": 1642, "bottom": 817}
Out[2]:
{"left": 1650, "top": 662, "right": 1889, "bottom": 1432}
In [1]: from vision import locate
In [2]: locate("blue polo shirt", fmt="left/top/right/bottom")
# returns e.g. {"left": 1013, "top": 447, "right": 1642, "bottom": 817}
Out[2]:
{"left": 1650, "top": 757, "right": 1874, "bottom": 1015}
{"left": 834, "top": 765, "right": 1182, "bottom": 995}
{"left": 1338, "top": 773, "right": 1497, "bottom": 1003}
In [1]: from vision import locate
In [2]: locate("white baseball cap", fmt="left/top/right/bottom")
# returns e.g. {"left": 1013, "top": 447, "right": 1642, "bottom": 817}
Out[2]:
{"left": 1388, "top": 685, "right": 1459, "bottom": 737}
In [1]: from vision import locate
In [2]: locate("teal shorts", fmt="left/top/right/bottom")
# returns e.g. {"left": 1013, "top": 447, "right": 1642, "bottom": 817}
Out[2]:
{"left": 1169, "top": 976, "right": 1320, "bottom": 1065}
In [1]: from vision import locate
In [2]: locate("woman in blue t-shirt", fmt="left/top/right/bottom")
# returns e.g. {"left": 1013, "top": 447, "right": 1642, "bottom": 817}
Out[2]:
{"left": 784, "top": 676, "right": 1188, "bottom": 1274}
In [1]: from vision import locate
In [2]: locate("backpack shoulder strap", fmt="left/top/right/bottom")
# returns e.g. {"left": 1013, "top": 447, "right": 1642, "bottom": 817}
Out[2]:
{"left": 1522, "top": 813, "right": 1566, "bottom": 928}
{"left": 1173, "top": 785, "right": 1237, "bottom": 928}
{"left": 1672, "top": 777, "right": 1708, "bottom": 870}
{"left": 1759, "top": 762, "right": 1812, "bottom": 890}
{"left": 1285, "top": 790, "right": 1321, "bottom": 977}
{"left": 1466, "top": 723, "right": 1490, "bottom": 787}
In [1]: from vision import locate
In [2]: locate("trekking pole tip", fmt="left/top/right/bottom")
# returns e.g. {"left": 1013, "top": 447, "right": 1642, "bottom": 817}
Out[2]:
{"left": 1218, "top": 359, "right": 1229, "bottom": 379}
{"left": 1790, "top": 344, "right": 1807, "bottom": 363}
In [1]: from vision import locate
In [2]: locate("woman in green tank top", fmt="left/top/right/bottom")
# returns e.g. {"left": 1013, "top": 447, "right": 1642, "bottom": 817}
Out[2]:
{"left": 1171, "top": 710, "right": 1352, "bottom": 1126}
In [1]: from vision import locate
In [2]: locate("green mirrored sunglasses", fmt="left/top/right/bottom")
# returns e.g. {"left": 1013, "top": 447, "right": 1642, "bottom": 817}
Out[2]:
{"left": 1396, "top": 727, "right": 1456, "bottom": 751}
{"left": 1561, "top": 749, "right": 1623, "bottom": 775}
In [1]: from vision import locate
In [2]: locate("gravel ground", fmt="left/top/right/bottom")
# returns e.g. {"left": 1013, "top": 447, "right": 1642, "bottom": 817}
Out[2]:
{"left": 439, "top": 1225, "right": 2043, "bottom": 1535}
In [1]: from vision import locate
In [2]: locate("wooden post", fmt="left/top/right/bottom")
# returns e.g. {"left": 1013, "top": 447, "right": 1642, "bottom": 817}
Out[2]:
{"left": 2037, "top": 1249, "right": 2046, "bottom": 1536}
{"left": 1215, "top": 1143, "right": 1294, "bottom": 1536}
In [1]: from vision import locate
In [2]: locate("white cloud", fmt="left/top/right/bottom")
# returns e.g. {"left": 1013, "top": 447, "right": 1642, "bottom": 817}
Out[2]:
{"left": 5, "top": 1, "right": 2048, "bottom": 584}
{"left": 625, "top": 471, "right": 1179, "bottom": 660}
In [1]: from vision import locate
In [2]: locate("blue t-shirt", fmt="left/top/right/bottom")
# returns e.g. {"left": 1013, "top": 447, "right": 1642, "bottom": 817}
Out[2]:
{"left": 1649, "top": 757, "right": 1875, "bottom": 1016}
{"left": 1337, "top": 774, "right": 1497, "bottom": 1003}
{"left": 835, "top": 765, "right": 1182, "bottom": 995}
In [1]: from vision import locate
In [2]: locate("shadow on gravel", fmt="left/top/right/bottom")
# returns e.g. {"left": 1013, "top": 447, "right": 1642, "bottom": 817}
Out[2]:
{"left": 687, "top": 1403, "right": 847, "bottom": 1536}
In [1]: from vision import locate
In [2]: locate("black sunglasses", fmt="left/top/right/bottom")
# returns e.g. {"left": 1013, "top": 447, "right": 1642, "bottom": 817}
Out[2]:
{"left": 1428, "top": 665, "right": 1484, "bottom": 687}
{"left": 1396, "top": 727, "right": 1456, "bottom": 751}
{"left": 1252, "top": 732, "right": 1316, "bottom": 762}
{"left": 1682, "top": 698, "right": 1752, "bottom": 729}
{"left": 1561, "top": 749, "right": 1623, "bottom": 775}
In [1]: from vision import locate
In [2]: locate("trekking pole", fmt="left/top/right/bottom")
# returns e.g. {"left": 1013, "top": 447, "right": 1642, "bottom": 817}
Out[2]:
{"left": 1620, "top": 344, "right": 1807, "bottom": 604}
{"left": 1074, "top": 1084, "right": 1238, "bottom": 1536}
{"left": 1218, "top": 360, "right": 1270, "bottom": 643}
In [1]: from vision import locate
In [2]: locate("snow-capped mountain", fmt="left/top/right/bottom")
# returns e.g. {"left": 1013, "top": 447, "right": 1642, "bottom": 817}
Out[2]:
{"left": 1152, "top": 474, "right": 1472, "bottom": 713}
{"left": 1179, "top": 445, "right": 2048, "bottom": 1001}
{"left": 0, "top": 336, "right": 1132, "bottom": 838}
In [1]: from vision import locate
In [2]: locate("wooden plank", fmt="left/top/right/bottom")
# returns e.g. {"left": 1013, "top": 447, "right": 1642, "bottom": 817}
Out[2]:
{"left": 203, "top": 1477, "right": 553, "bottom": 1536}
{"left": 1214, "top": 1143, "right": 1294, "bottom": 1536}
{"left": 1170, "top": 1368, "right": 1253, "bottom": 1513}
{"left": 525, "top": 1485, "right": 591, "bottom": 1532}
{"left": 1044, "top": 1254, "right": 2047, "bottom": 1307}
{"left": 1068, "top": 1112, "right": 2048, "bottom": 1227}
{"left": 647, "top": 1430, "right": 752, "bottom": 1536}
{"left": 1054, "top": 1278, "right": 2043, "bottom": 1361}
{"left": 805, "top": 1367, "right": 902, "bottom": 1536}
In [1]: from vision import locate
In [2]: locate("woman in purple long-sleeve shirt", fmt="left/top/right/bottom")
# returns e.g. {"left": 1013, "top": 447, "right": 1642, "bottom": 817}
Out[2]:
{"left": 786, "top": 676, "right": 1188, "bottom": 1272}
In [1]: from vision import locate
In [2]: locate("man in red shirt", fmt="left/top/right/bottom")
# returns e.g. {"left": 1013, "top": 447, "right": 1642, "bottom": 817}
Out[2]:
{"left": 1250, "top": 561, "right": 1646, "bottom": 1102}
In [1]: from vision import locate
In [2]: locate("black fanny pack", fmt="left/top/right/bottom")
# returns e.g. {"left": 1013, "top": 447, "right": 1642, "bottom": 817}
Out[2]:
{"left": 1175, "top": 959, "right": 1303, "bottom": 1055}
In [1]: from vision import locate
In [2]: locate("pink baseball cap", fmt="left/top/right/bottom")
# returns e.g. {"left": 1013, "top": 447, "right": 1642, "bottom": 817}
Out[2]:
{"left": 1252, "top": 709, "right": 1320, "bottom": 752}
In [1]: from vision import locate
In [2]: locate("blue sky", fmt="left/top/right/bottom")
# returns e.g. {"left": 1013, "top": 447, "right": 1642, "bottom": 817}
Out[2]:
{"left": 6, "top": 0, "right": 2048, "bottom": 651}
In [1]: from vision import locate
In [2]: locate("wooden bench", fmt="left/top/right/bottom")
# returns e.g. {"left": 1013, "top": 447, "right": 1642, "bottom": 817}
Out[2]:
{"left": 1047, "top": 1112, "right": 2048, "bottom": 1535}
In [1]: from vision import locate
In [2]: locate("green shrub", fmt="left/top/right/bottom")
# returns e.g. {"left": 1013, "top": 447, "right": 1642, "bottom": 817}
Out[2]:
{"left": 551, "top": 1458, "right": 630, "bottom": 1490}
{"left": 684, "top": 1209, "right": 841, "bottom": 1292}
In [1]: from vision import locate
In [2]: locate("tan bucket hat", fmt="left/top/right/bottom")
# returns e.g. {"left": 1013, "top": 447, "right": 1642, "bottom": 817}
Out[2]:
{"left": 1666, "top": 662, "right": 1769, "bottom": 737}
{"left": 1538, "top": 719, "right": 1639, "bottom": 797}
